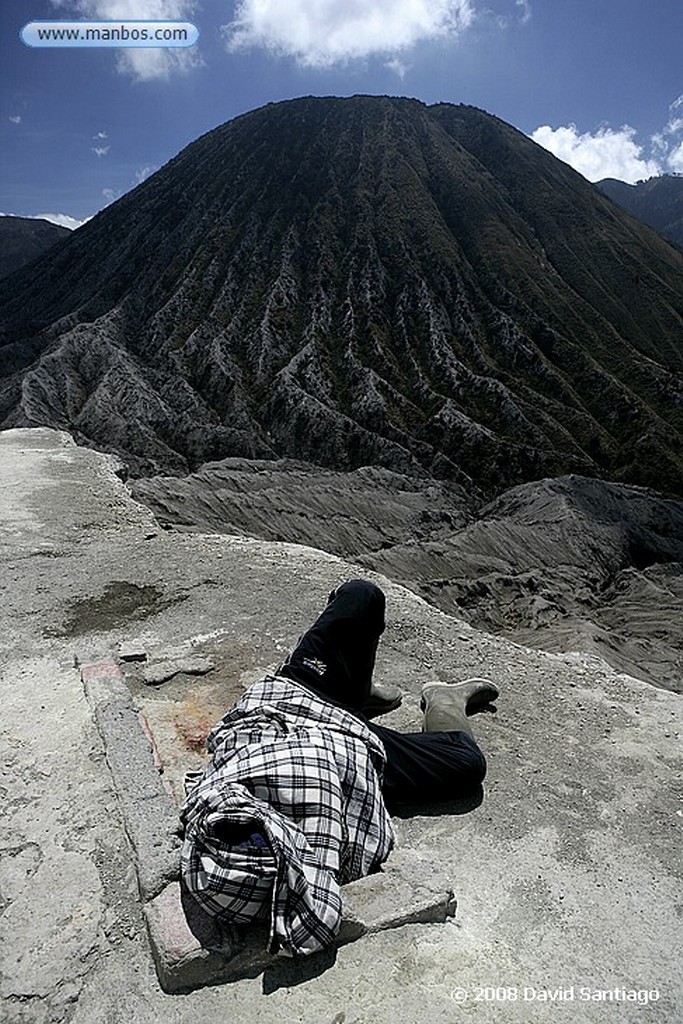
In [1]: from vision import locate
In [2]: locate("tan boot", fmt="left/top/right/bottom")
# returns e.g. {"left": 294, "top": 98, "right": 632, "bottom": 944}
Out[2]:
{"left": 420, "top": 678, "right": 499, "bottom": 737}
{"left": 361, "top": 683, "right": 402, "bottom": 719}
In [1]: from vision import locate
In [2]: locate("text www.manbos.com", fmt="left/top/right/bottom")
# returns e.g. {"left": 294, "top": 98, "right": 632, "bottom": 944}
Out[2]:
{"left": 21, "top": 21, "right": 199, "bottom": 48}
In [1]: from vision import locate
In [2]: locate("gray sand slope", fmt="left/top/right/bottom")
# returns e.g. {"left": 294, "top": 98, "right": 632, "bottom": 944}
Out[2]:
{"left": 132, "top": 460, "right": 683, "bottom": 692}
{"left": 1, "top": 429, "right": 681, "bottom": 1024}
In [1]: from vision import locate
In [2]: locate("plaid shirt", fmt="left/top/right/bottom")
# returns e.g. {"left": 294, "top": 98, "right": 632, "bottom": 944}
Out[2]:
{"left": 180, "top": 675, "right": 395, "bottom": 956}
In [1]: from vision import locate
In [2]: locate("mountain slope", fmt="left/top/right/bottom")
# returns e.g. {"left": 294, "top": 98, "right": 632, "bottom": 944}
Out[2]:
{"left": 133, "top": 463, "right": 683, "bottom": 692}
{"left": 1, "top": 96, "right": 682, "bottom": 493}
{"left": 597, "top": 175, "right": 683, "bottom": 248}
{"left": 0, "top": 215, "right": 71, "bottom": 279}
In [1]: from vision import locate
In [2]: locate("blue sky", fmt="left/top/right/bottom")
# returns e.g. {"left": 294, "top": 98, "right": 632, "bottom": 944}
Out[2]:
{"left": 2, "top": 0, "right": 682, "bottom": 228}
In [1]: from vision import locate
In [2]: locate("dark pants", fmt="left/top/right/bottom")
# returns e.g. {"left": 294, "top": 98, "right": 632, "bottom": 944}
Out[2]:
{"left": 368, "top": 721, "right": 486, "bottom": 806}
{"left": 278, "top": 580, "right": 487, "bottom": 807}
{"left": 287, "top": 676, "right": 486, "bottom": 806}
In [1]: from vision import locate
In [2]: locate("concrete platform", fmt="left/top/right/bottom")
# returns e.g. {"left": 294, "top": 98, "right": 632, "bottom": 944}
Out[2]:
{"left": 3, "top": 429, "right": 681, "bottom": 1024}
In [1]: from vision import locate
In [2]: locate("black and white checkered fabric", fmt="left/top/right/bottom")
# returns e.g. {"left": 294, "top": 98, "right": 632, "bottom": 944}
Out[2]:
{"left": 180, "top": 675, "right": 395, "bottom": 957}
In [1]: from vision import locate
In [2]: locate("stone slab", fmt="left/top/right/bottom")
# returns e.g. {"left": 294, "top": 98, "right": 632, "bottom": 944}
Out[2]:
{"left": 142, "top": 655, "right": 215, "bottom": 686}
{"left": 145, "top": 851, "right": 456, "bottom": 993}
{"left": 144, "top": 881, "right": 237, "bottom": 993}
{"left": 337, "top": 849, "right": 458, "bottom": 937}
{"left": 81, "top": 661, "right": 182, "bottom": 900}
{"left": 118, "top": 641, "right": 148, "bottom": 662}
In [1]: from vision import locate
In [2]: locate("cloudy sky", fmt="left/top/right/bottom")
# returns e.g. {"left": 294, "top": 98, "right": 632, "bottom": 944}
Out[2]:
{"left": 2, "top": 0, "right": 682, "bottom": 228}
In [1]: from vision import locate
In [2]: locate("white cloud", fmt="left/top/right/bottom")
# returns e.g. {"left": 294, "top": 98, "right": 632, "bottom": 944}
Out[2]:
{"left": 651, "top": 132, "right": 667, "bottom": 155}
{"left": 516, "top": 0, "right": 531, "bottom": 25}
{"left": 115, "top": 44, "right": 203, "bottom": 82}
{"left": 49, "top": 0, "right": 201, "bottom": 81}
{"left": 102, "top": 188, "right": 119, "bottom": 203}
{"left": 50, "top": 0, "right": 195, "bottom": 20}
{"left": 385, "top": 57, "right": 409, "bottom": 78}
{"left": 9, "top": 212, "right": 88, "bottom": 230}
{"left": 134, "top": 164, "right": 157, "bottom": 184}
{"left": 38, "top": 213, "right": 88, "bottom": 229}
{"left": 223, "top": 0, "right": 475, "bottom": 67}
{"left": 667, "top": 141, "right": 683, "bottom": 174}
{"left": 92, "top": 145, "right": 110, "bottom": 157}
{"left": 660, "top": 94, "right": 683, "bottom": 173}
{"left": 9, "top": 115, "right": 22, "bottom": 124}
{"left": 1, "top": 209, "right": 89, "bottom": 230}
{"left": 530, "top": 123, "right": 661, "bottom": 184}
{"left": 663, "top": 95, "right": 683, "bottom": 141}
{"left": 93, "top": 130, "right": 108, "bottom": 139}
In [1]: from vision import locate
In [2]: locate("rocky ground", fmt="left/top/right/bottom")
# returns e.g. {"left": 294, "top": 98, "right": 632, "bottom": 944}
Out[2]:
{"left": 132, "top": 460, "right": 683, "bottom": 693}
{"left": 1, "top": 427, "right": 681, "bottom": 1024}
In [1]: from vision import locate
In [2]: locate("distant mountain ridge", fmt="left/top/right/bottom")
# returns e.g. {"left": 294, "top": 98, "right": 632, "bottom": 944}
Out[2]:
{"left": 597, "top": 175, "right": 683, "bottom": 248}
{"left": 0, "top": 215, "right": 71, "bottom": 280}
{"left": 1, "top": 96, "right": 682, "bottom": 496}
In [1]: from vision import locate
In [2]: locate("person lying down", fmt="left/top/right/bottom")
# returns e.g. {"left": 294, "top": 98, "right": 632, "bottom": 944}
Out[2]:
{"left": 180, "top": 578, "right": 498, "bottom": 956}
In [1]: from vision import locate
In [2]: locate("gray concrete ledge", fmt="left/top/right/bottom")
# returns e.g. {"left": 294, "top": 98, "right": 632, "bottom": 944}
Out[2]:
{"left": 81, "top": 661, "right": 182, "bottom": 900}
{"left": 82, "top": 660, "right": 457, "bottom": 993}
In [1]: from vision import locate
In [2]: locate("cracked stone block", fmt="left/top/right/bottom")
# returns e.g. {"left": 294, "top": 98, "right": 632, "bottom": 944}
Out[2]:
{"left": 93, "top": 702, "right": 182, "bottom": 898}
{"left": 339, "top": 850, "right": 457, "bottom": 938}
{"left": 145, "top": 882, "right": 237, "bottom": 993}
{"left": 81, "top": 660, "right": 130, "bottom": 704}
{"left": 145, "top": 852, "right": 456, "bottom": 992}
{"left": 82, "top": 661, "right": 182, "bottom": 900}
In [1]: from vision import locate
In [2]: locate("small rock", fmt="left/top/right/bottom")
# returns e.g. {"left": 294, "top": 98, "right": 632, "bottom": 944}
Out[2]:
{"left": 119, "top": 642, "right": 148, "bottom": 663}
{"left": 143, "top": 657, "right": 215, "bottom": 686}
